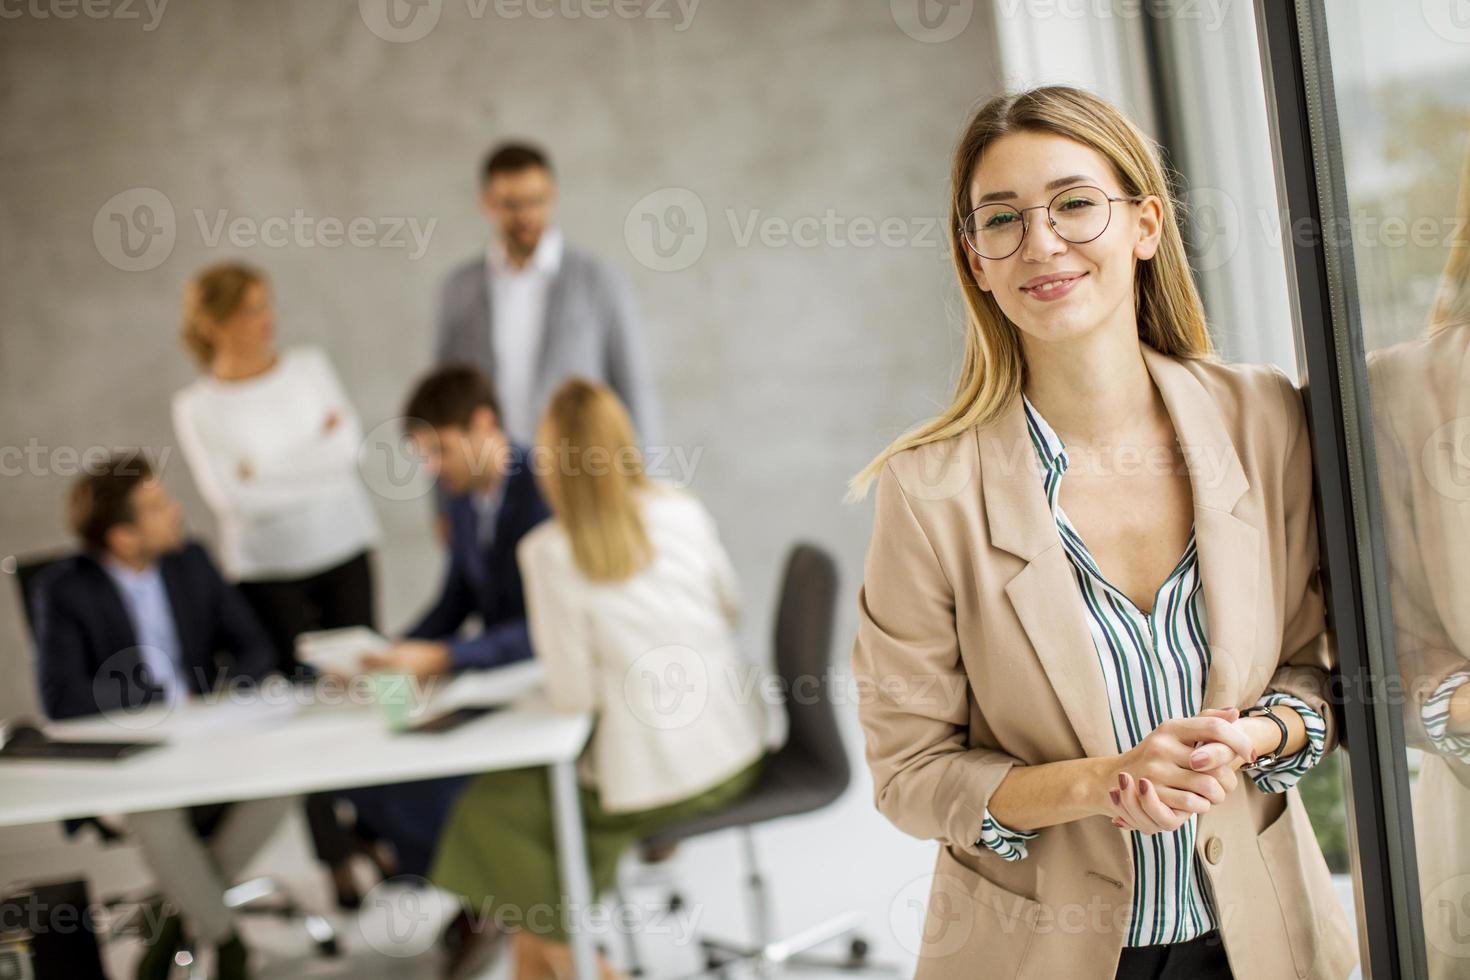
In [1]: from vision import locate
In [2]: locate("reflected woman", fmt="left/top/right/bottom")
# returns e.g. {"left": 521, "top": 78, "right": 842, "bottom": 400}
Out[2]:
{"left": 849, "top": 86, "right": 1356, "bottom": 979}
{"left": 1366, "top": 134, "right": 1470, "bottom": 980}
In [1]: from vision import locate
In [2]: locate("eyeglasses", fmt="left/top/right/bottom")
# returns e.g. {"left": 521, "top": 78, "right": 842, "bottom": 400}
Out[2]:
{"left": 959, "top": 184, "right": 1146, "bottom": 260}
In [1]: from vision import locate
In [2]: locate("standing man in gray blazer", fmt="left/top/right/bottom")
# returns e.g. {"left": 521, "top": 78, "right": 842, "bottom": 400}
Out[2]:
{"left": 434, "top": 142, "right": 661, "bottom": 447}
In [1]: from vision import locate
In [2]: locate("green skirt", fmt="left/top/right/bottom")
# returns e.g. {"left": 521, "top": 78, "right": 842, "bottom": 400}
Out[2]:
{"left": 429, "top": 754, "right": 766, "bottom": 942}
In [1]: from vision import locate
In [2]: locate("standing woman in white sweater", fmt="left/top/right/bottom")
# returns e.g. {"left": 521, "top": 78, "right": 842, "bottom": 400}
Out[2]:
{"left": 171, "top": 262, "right": 386, "bottom": 906}
{"left": 171, "top": 263, "right": 381, "bottom": 669}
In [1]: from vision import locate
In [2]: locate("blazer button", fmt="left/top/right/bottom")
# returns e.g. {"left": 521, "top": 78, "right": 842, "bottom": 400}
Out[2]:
{"left": 1205, "top": 836, "right": 1224, "bottom": 864}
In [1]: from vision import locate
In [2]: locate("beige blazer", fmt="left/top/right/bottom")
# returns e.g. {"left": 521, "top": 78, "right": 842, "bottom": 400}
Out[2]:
{"left": 852, "top": 342, "right": 1357, "bottom": 980}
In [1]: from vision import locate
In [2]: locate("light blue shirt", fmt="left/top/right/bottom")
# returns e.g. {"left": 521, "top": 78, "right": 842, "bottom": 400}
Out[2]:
{"left": 101, "top": 556, "right": 189, "bottom": 704}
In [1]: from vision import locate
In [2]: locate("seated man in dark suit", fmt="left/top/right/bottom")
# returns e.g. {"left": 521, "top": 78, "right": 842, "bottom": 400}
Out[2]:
{"left": 366, "top": 362, "right": 551, "bottom": 678}
{"left": 32, "top": 453, "right": 287, "bottom": 980}
{"left": 344, "top": 364, "right": 551, "bottom": 877}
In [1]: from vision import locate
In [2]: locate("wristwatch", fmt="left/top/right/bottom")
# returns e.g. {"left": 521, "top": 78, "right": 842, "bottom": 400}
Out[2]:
{"left": 1240, "top": 704, "right": 1290, "bottom": 771}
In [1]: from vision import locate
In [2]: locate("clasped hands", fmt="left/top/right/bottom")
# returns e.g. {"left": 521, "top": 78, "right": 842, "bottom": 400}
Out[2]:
{"left": 1105, "top": 706, "right": 1259, "bottom": 835}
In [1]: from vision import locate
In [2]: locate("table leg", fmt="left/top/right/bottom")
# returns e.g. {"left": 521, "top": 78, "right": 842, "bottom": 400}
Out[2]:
{"left": 549, "top": 758, "right": 597, "bottom": 980}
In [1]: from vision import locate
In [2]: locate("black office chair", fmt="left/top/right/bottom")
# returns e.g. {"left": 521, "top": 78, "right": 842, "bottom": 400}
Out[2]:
{"left": 617, "top": 543, "right": 893, "bottom": 978}
{"left": 5, "top": 551, "right": 340, "bottom": 963}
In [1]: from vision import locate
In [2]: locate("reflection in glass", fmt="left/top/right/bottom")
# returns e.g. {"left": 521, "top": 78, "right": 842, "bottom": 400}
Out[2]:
{"left": 1366, "top": 132, "right": 1470, "bottom": 979}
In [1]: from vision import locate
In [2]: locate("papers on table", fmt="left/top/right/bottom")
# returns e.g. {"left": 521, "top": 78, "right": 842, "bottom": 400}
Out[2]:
{"left": 296, "top": 626, "right": 390, "bottom": 677}
{"left": 435, "top": 659, "right": 546, "bottom": 710}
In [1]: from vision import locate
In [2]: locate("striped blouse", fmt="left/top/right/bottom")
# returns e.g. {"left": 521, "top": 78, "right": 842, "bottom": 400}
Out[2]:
{"left": 975, "top": 394, "right": 1328, "bottom": 947}
{"left": 1422, "top": 669, "right": 1470, "bottom": 760}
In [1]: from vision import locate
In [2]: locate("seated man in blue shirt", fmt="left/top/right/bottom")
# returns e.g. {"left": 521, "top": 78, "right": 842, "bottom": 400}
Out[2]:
{"left": 32, "top": 453, "right": 287, "bottom": 980}
{"left": 344, "top": 364, "right": 551, "bottom": 879}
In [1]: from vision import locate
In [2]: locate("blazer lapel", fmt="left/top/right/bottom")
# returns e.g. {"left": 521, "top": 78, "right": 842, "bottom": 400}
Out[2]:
{"left": 981, "top": 344, "right": 1262, "bottom": 761}
{"left": 980, "top": 403, "right": 1120, "bottom": 760}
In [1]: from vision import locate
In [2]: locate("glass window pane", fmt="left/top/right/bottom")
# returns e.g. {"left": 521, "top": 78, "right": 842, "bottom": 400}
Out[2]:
{"left": 1320, "top": 4, "right": 1470, "bottom": 975}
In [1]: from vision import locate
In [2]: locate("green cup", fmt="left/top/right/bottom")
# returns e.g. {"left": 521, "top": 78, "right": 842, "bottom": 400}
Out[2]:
{"left": 370, "top": 671, "right": 419, "bottom": 731}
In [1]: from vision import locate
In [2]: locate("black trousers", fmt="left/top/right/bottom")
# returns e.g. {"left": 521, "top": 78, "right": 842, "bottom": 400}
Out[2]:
{"left": 1114, "top": 929, "right": 1233, "bottom": 979}
{"left": 236, "top": 549, "right": 377, "bottom": 676}
{"left": 237, "top": 550, "right": 377, "bottom": 867}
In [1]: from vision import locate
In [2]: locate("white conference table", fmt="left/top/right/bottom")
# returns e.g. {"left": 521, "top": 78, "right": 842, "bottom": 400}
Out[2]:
{"left": 0, "top": 662, "right": 601, "bottom": 980}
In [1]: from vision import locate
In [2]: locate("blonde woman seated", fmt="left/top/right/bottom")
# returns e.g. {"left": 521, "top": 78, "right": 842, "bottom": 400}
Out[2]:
{"left": 429, "top": 378, "right": 769, "bottom": 980}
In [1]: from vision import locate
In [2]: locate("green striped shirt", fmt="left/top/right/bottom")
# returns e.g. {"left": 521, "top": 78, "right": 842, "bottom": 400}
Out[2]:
{"left": 977, "top": 394, "right": 1327, "bottom": 947}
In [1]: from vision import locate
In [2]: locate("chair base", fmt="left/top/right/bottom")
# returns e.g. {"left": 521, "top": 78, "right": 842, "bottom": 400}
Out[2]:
{"left": 674, "top": 911, "right": 898, "bottom": 979}
{"left": 621, "top": 834, "right": 902, "bottom": 980}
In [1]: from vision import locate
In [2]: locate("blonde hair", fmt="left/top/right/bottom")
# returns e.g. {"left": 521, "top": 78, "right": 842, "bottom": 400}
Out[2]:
{"left": 847, "top": 85, "right": 1215, "bottom": 499}
{"left": 537, "top": 378, "right": 653, "bottom": 582}
{"left": 1429, "top": 134, "right": 1470, "bottom": 335}
{"left": 180, "top": 262, "right": 266, "bottom": 370}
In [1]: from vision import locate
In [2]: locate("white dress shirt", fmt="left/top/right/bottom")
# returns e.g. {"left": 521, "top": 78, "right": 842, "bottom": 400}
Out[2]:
{"left": 171, "top": 345, "right": 381, "bottom": 581}
{"left": 487, "top": 226, "right": 563, "bottom": 443}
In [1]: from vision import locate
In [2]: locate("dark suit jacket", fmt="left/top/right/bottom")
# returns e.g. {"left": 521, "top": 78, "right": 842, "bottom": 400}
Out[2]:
{"left": 33, "top": 541, "right": 275, "bottom": 721}
{"left": 407, "top": 442, "right": 551, "bottom": 670}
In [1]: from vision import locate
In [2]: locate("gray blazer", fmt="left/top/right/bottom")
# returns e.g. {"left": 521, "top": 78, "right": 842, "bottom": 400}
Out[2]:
{"left": 433, "top": 241, "right": 662, "bottom": 446}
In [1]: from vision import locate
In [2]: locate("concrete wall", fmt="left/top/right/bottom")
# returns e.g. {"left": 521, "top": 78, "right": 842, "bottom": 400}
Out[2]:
{"left": 0, "top": 0, "right": 1001, "bottom": 735}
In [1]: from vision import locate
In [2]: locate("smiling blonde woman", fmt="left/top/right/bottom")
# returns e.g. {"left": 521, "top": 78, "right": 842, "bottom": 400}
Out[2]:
{"left": 849, "top": 86, "right": 1357, "bottom": 980}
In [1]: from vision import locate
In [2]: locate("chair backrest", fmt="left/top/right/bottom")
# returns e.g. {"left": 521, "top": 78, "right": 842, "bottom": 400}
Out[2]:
{"left": 770, "top": 542, "right": 848, "bottom": 787}
{"left": 10, "top": 552, "right": 72, "bottom": 644}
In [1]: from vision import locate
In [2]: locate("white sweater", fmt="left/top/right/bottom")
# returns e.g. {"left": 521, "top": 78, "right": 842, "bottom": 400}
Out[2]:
{"left": 171, "top": 345, "right": 380, "bottom": 581}
{"left": 517, "top": 483, "right": 769, "bottom": 813}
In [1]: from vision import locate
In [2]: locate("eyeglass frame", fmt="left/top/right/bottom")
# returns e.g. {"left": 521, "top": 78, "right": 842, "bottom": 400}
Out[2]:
{"left": 958, "top": 184, "right": 1149, "bottom": 260}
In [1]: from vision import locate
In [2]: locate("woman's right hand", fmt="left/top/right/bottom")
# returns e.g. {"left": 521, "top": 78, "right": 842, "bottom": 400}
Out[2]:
{"left": 1106, "top": 707, "right": 1252, "bottom": 834}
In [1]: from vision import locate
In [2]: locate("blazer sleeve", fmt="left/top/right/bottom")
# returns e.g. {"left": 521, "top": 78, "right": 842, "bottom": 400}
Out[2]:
{"left": 433, "top": 266, "right": 462, "bottom": 364}
{"left": 444, "top": 619, "right": 534, "bottom": 673}
{"left": 693, "top": 496, "right": 741, "bottom": 629}
{"left": 852, "top": 458, "right": 1023, "bottom": 858}
{"left": 517, "top": 531, "right": 596, "bottom": 712}
{"left": 1260, "top": 369, "right": 1342, "bottom": 755}
{"left": 33, "top": 578, "right": 103, "bottom": 721}
{"left": 406, "top": 547, "right": 474, "bottom": 645}
{"left": 599, "top": 263, "right": 662, "bottom": 449}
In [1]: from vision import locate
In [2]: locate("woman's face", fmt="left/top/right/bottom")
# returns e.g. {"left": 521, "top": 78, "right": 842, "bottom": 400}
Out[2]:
{"left": 211, "top": 281, "right": 276, "bottom": 360}
{"left": 964, "top": 131, "right": 1161, "bottom": 347}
